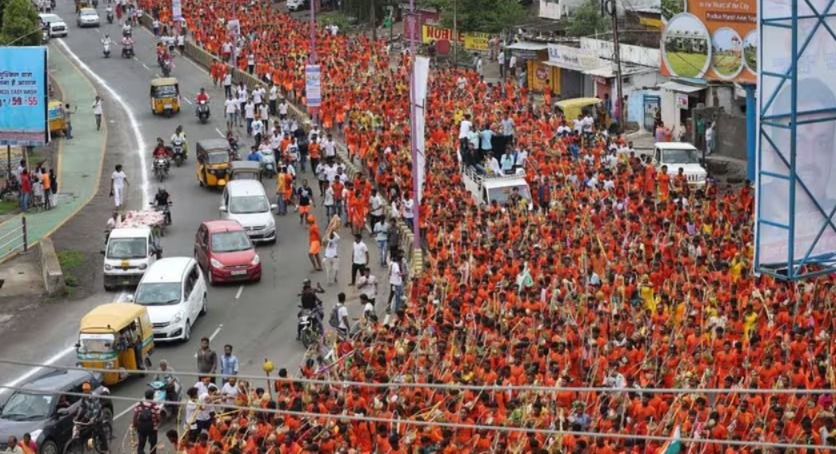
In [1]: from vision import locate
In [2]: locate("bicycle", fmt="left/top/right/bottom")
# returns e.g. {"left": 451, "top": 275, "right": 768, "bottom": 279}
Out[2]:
{"left": 63, "top": 418, "right": 112, "bottom": 454}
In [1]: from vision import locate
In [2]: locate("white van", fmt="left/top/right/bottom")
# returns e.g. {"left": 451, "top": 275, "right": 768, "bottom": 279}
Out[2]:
{"left": 220, "top": 180, "right": 277, "bottom": 243}
{"left": 39, "top": 13, "right": 68, "bottom": 37}
{"left": 287, "top": 0, "right": 309, "bottom": 11}
{"left": 653, "top": 142, "right": 708, "bottom": 187}
{"left": 461, "top": 166, "right": 533, "bottom": 209}
{"left": 129, "top": 257, "right": 207, "bottom": 342}
{"left": 102, "top": 227, "right": 162, "bottom": 290}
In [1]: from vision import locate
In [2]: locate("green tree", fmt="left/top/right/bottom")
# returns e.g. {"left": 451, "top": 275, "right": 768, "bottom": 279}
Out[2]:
{"left": 565, "top": 0, "right": 610, "bottom": 37}
{"left": 661, "top": 0, "right": 684, "bottom": 21}
{"left": 419, "top": 0, "right": 527, "bottom": 33}
{"left": 1, "top": 0, "right": 40, "bottom": 45}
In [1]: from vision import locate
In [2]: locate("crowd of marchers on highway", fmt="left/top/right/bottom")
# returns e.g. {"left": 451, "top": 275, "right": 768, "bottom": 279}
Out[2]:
{"left": 7, "top": 0, "right": 836, "bottom": 451}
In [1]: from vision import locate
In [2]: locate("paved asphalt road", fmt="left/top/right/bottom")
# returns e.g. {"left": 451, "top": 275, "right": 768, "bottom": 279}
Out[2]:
{"left": 0, "top": 2, "right": 385, "bottom": 448}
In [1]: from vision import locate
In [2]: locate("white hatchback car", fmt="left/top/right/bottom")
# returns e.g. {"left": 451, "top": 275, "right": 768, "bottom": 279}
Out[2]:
{"left": 130, "top": 257, "right": 207, "bottom": 343}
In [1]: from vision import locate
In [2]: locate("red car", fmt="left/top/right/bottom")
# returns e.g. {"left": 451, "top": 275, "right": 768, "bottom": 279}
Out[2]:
{"left": 194, "top": 220, "right": 262, "bottom": 285}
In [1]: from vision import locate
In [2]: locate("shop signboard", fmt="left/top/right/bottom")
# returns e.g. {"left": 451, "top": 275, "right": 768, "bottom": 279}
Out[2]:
{"left": 421, "top": 24, "right": 489, "bottom": 51}
{"left": 660, "top": 0, "right": 756, "bottom": 82}
{"left": 547, "top": 44, "right": 605, "bottom": 72}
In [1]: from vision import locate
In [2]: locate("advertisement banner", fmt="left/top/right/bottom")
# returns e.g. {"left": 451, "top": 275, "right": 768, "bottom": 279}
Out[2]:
{"left": 305, "top": 65, "right": 321, "bottom": 108}
{"left": 547, "top": 44, "right": 606, "bottom": 72}
{"left": 529, "top": 61, "right": 551, "bottom": 93}
{"left": 172, "top": 0, "right": 182, "bottom": 20}
{"left": 755, "top": 0, "right": 836, "bottom": 270}
{"left": 660, "top": 0, "right": 756, "bottom": 82}
{"left": 0, "top": 47, "right": 48, "bottom": 146}
{"left": 413, "top": 56, "right": 430, "bottom": 203}
{"left": 420, "top": 25, "right": 489, "bottom": 51}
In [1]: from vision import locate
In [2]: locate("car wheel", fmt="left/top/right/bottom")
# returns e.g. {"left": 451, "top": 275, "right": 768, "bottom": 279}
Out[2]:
{"left": 200, "top": 294, "right": 207, "bottom": 315}
{"left": 104, "top": 283, "right": 114, "bottom": 291}
{"left": 40, "top": 439, "right": 59, "bottom": 454}
{"left": 183, "top": 320, "right": 191, "bottom": 342}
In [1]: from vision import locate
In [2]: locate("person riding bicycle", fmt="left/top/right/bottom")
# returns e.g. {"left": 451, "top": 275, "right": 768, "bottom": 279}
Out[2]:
{"left": 297, "top": 279, "right": 324, "bottom": 340}
{"left": 75, "top": 382, "right": 108, "bottom": 451}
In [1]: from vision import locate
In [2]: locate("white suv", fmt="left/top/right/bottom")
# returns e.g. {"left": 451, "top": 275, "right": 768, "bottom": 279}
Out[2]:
{"left": 39, "top": 13, "right": 68, "bottom": 37}
{"left": 129, "top": 257, "right": 208, "bottom": 343}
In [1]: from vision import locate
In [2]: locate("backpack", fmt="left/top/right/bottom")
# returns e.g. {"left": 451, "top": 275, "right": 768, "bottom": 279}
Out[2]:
{"left": 328, "top": 304, "right": 341, "bottom": 329}
{"left": 136, "top": 403, "right": 154, "bottom": 433}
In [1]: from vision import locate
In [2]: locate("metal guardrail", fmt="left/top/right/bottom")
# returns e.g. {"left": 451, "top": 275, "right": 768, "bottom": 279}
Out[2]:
{"left": 0, "top": 215, "right": 29, "bottom": 262}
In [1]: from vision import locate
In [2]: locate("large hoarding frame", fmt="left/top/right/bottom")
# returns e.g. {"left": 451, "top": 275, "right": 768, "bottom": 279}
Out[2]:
{"left": 0, "top": 46, "right": 49, "bottom": 147}
{"left": 755, "top": 0, "right": 836, "bottom": 280}
{"left": 660, "top": 0, "right": 757, "bottom": 83}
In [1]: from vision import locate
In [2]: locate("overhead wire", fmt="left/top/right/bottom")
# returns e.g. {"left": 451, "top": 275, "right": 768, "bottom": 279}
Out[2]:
{"left": 1, "top": 357, "right": 835, "bottom": 395}
{"left": 0, "top": 382, "right": 829, "bottom": 452}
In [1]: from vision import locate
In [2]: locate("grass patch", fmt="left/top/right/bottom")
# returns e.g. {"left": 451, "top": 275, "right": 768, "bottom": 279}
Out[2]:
{"left": 0, "top": 200, "right": 17, "bottom": 215}
{"left": 57, "top": 249, "right": 85, "bottom": 291}
{"left": 712, "top": 53, "right": 742, "bottom": 77}
{"left": 666, "top": 52, "right": 708, "bottom": 78}
{"left": 28, "top": 152, "right": 49, "bottom": 169}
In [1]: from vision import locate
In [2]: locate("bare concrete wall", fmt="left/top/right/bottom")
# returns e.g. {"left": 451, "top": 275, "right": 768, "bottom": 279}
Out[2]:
{"left": 692, "top": 107, "right": 747, "bottom": 161}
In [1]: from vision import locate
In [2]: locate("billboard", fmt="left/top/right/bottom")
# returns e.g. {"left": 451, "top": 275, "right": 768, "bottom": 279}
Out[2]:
{"left": 413, "top": 56, "right": 429, "bottom": 203}
{"left": 421, "top": 25, "right": 489, "bottom": 51}
{"left": 0, "top": 47, "right": 48, "bottom": 146}
{"left": 305, "top": 64, "right": 321, "bottom": 108}
{"left": 660, "top": 0, "right": 757, "bottom": 82}
{"left": 755, "top": 0, "right": 836, "bottom": 274}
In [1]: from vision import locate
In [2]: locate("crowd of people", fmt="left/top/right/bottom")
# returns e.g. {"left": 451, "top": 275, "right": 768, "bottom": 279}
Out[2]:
{"left": 131, "top": 0, "right": 836, "bottom": 452}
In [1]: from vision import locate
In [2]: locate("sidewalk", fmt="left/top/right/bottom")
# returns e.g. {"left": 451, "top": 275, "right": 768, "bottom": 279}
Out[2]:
{"left": 0, "top": 45, "right": 106, "bottom": 259}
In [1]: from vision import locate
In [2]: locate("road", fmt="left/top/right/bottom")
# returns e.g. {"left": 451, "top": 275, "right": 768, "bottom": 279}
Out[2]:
{"left": 0, "top": 2, "right": 384, "bottom": 448}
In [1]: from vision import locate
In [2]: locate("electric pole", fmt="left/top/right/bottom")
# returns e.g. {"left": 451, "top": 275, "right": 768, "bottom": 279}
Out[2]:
{"left": 370, "top": 0, "right": 377, "bottom": 41}
{"left": 608, "top": 0, "right": 624, "bottom": 132}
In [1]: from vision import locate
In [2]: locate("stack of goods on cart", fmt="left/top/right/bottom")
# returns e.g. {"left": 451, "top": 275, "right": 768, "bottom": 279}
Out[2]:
{"left": 120, "top": 209, "right": 165, "bottom": 228}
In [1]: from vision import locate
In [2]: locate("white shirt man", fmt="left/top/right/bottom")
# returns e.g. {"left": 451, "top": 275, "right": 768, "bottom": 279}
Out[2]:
{"left": 111, "top": 167, "right": 128, "bottom": 208}
{"left": 322, "top": 137, "right": 337, "bottom": 158}
{"left": 220, "top": 379, "right": 239, "bottom": 405}
{"left": 324, "top": 232, "right": 340, "bottom": 284}
{"left": 356, "top": 270, "right": 378, "bottom": 303}
{"left": 336, "top": 298, "right": 349, "bottom": 332}
{"left": 244, "top": 100, "right": 255, "bottom": 120}
{"left": 278, "top": 100, "right": 289, "bottom": 118}
{"left": 458, "top": 118, "right": 472, "bottom": 139}
{"left": 224, "top": 97, "right": 237, "bottom": 116}
{"left": 251, "top": 118, "right": 263, "bottom": 137}
{"left": 456, "top": 76, "right": 467, "bottom": 91}
{"left": 370, "top": 192, "right": 384, "bottom": 219}
{"left": 252, "top": 87, "right": 264, "bottom": 105}
{"left": 269, "top": 85, "right": 278, "bottom": 102}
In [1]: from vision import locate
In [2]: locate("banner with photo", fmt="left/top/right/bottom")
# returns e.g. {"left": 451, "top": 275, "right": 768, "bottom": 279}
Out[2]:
{"left": 0, "top": 47, "right": 48, "bottom": 146}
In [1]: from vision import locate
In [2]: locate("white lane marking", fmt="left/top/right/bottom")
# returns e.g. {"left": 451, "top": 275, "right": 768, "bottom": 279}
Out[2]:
{"left": 192, "top": 324, "right": 224, "bottom": 358}
{"left": 114, "top": 404, "right": 136, "bottom": 420}
{"left": 55, "top": 40, "right": 151, "bottom": 206}
{"left": 142, "top": 63, "right": 150, "bottom": 70}
{"left": 215, "top": 128, "right": 225, "bottom": 138}
{"left": 183, "top": 97, "right": 193, "bottom": 105}
{"left": 235, "top": 285, "right": 243, "bottom": 300}
{"left": 0, "top": 290, "right": 129, "bottom": 395}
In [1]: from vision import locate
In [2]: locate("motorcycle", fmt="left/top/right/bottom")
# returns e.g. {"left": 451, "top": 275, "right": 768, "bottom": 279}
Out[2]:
{"left": 92, "top": 0, "right": 98, "bottom": 7}
{"left": 153, "top": 157, "right": 169, "bottom": 182}
{"left": 152, "top": 202, "right": 172, "bottom": 225}
{"left": 298, "top": 305, "right": 323, "bottom": 349}
{"left": 260, "top": 148, "right": 277, "bottom": 178}
{"left": 122, "top": 27, "right": 132, "bottom": 38}
{"left": 102, "top": 42, "right": 111, "bottom": 58}
{"left": 147, "top": 380, "right": 180, "bottom": 418}
{"left": 63, "top": 419, "right": 110, "bottom": 454}
{"left": 196, "top": 100, "right": 210, "bottom": 124}
{"left": 160, "top": 59, "right": 172, "bottom": 77}
{"left": 106, "top": 7, "right": 113, "bottom": 23}
{"left": 171, "top": 139, "right": 186, "bottom": 166}
{"left": 227, "top": 136, "right": 240, "bottom": 160}
{"left": 121, "top": 43, "right": 134, "bottom": 59}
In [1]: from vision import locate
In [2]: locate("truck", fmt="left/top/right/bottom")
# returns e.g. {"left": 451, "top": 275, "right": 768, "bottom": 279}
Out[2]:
{"left": 101, "top": 210, "right": 164, "bottom": 290}
{"left": 651, "top": 142, "right": 708, "bottom": 188}
{"left": 461, "top": 166, "right": 533, "bottom": 209}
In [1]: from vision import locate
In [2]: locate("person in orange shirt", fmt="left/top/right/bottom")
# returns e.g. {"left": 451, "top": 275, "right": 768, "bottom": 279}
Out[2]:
{"left": 307, "top": 215, "right": 322, "bottom": 271}
{"left": 658, "top": 165, "right": 671, "bottom": 202}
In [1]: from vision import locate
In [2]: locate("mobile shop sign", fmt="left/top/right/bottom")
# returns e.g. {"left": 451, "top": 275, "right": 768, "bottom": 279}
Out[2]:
{"left": 0, "top": 47, "right": 48, "bottom": 146}
{"left": 421, "top": 24, "right": 489, "bottom": 51}
{"left": 305, "top": 64, "right": 321, "bottom": 108}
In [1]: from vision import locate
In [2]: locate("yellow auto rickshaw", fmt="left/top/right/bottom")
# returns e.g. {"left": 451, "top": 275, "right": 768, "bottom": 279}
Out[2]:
{"left": 150, "top": 77, "right": 181, "bottom": 117}
{"left": 76, "top": 303, "right": 155, "bottom": 386}
{"left": 555, "top": 97, "right": 604, "bottom": 122}
{"left": 48, "top": 100, "right": 67, "bottom": 136}
{"left": 196, "top": 138, "right": 231, "bottom": 188}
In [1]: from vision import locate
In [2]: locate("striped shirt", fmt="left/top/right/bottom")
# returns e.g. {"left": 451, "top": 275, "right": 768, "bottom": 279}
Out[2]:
{"left": 133, "top": 401, "right": 161, "bottom": 430}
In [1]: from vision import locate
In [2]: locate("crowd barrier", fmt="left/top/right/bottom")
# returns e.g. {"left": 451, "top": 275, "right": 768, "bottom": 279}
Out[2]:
{"left": 139, "top": 14, "right": 424, "bottom": 277}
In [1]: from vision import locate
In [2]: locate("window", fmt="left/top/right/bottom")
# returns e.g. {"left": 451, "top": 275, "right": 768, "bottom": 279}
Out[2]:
{"left": 106, "top": 238, "right": 147, "bottom": 259}
{"left": 184, "top": 266, "right": 197, "bottom": 296}
{"left": 135, "top": 282, "right": 181, "bottom": 305}
{"left": 211, "top": 231, "right": 252, "bottom": 252}
{"left": 228, "top": 195, "right": 269, "bottom": 214}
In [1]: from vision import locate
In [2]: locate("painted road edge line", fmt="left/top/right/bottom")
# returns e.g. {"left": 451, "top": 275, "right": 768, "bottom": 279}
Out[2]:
{"left": 235, "top": 285, "right": 244, "bottom": 300}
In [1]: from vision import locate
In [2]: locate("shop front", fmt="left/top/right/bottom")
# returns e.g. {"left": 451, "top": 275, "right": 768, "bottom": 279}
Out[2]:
{"left": 504, "top": 41, "right": 552, "bottom": 92}
{"left": 544, "top": 43, "right": 605, "bottom": 99}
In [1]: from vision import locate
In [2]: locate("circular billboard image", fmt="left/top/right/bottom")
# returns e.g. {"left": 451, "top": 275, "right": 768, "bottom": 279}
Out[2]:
{"left": 662, "top": 13, "right": 711, "bottom": 78}
{"left": 711, "top": 27, "right": 744, "bottom": 79}
{"left": 743, "top": 30, "right": 757, "bottom": 73}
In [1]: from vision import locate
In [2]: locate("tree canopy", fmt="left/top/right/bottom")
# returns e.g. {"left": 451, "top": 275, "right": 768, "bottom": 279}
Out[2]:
{"left": 419, "top": 0, "right": 527, "bottom": 33}
{"left": 565, "top": 0, "right": 610, "bottom": 38}
{"left": 661, "top": 0, "right": 685, "bottom": 21}
{"left": 1, "top": 0, "right": 41, "bottom": 45}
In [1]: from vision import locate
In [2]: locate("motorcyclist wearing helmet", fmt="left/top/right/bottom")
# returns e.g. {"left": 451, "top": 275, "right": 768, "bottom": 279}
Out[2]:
{"left": 75, "top": 382, "right": 108, "bottom": 451}
{"left": 297, "top": 279, "right": 324, "bottom": 340}
{"left": 170, "top": 125, "right": 188, "bottom": 159}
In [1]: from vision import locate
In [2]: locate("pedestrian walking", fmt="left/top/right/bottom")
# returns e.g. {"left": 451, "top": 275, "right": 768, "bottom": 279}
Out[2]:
{"left": 387, "top": 251, "right": 406, "bottom": 314}
{"left": 195, "top": 337, "right": 218, "bottom": 383}
{"left": 64, "top": 103, "right": 77, "bottom": 139}
{"left": 356, "top": 266, "right": 378, "bottom": 307}
{"left": 92, "top": 96, "right": 103, "bottom": 131}
{"left": 133, "top": 389, "right": 161, "bottom": 454}
{"left": 219, "top": 344, "right": 238, "bottom": 381}
{"left": 19, "top": 170, "right": 31, "bottom": 212}
{"left": 349, "top": 234, "right": 369, "bottom": 286}
{"left": 323, "top": 231, "right": 340, "bottom": 284}
{"left": 110, "top": 164, "right": 128, "bottom": 209}
{"left": 373, "top": 216, "right": 390, "bottom": 266}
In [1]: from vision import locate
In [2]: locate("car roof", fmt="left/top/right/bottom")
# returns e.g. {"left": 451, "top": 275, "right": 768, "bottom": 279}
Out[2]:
{"left": 40, "top": 13, "right": 60, "bottom": 19}
{"left": 226, "top": 180, "right": 266, "bottom": 196}
{"left": 140, "top": 257, "right": 194, "bottom": 283}
{"left": 109, "top": 227, "right": 151, "bottom": 238}
{"left": 203, "top": 219, "right": 245, "bottom": 233}
{"left": 25, "top": 369, "right": 95, "bottom": 392}
{"left": 655, "top": 142, "right": 698, "bottom": 150}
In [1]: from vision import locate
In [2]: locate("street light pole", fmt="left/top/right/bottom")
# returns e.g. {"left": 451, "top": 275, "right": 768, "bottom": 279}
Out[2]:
{"left": 408, "top": 0, "right": 420, "bottom": 250}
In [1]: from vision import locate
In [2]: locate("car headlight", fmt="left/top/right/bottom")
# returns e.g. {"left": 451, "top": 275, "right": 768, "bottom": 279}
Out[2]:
{"left": 210, "top": 258, "right": 224, "bottom": 269}
{"left": 251, "top": 254, "right": 260, "bottom": 265}
{"left": 105, "top": 361, "right": 114, "bottom": 369}
{"left": 104, "top": 264, "right": 113, "bottom": 270}
{"left": 29, "top": 430, "right": 42, "bottom": 442}
{"left": 173, "top": 312, "right": 183, "bottom": 324}
{"left": 138, "top": 263, "right": 148, "bottom": 270}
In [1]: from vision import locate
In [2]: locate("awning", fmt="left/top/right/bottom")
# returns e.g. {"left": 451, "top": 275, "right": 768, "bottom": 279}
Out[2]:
{"left": 506, "top": 41, "right": 548, "bottom": 51}
{"left": 658, "top": 81, "right": 707, "bottom": 93}
{"left": 583, "top": 64, "right": 657, "bottom": 78}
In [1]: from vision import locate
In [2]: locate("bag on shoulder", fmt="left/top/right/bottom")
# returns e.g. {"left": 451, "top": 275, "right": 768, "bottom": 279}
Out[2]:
{"left": 136, "top": 403, "right": 154, "bottom": 433}
{"left": 328, "top": 305, "right": 340, "bottom": 328}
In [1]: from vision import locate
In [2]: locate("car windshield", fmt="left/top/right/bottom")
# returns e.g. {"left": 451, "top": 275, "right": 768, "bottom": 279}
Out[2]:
{"left": 107, "top": 238, "right": 147, "bottom": 259}
{"left": 81, "top": 9, "right": 97, "bottom": 16}
{"left": 211, "top": 231, "right": 252, "bottom": 253}
{"left": 41, "top": 14, "right": 60, "bottom": 22}
{"left": 207, "top": 152, "right": 229, "bottom": 165}
{"left": 154, "top": 85, "right": 177, "bottom": 97}
{"left": 229, "top": 195, "right": 269, "bottom": 214}
{"left": 662, "top": 148, "right": 700, "bottom": 164}
{"left": 135, "top": 282, "right": 181, "bottom": 305}
{"left": 78, "top": 333, "right": 115, "bottom": 354}
{"left": 1, "top": 393, "right": 53, "bottom": 421}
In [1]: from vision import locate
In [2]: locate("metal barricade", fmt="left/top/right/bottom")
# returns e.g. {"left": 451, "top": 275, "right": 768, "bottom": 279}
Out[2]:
{"left": 0, "top": 215, "right": 28, "bottom": 262}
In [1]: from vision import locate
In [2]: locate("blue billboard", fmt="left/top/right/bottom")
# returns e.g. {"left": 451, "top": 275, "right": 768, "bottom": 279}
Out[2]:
{"left": 0, "top": 46, "right": 48, "bottom": 146}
